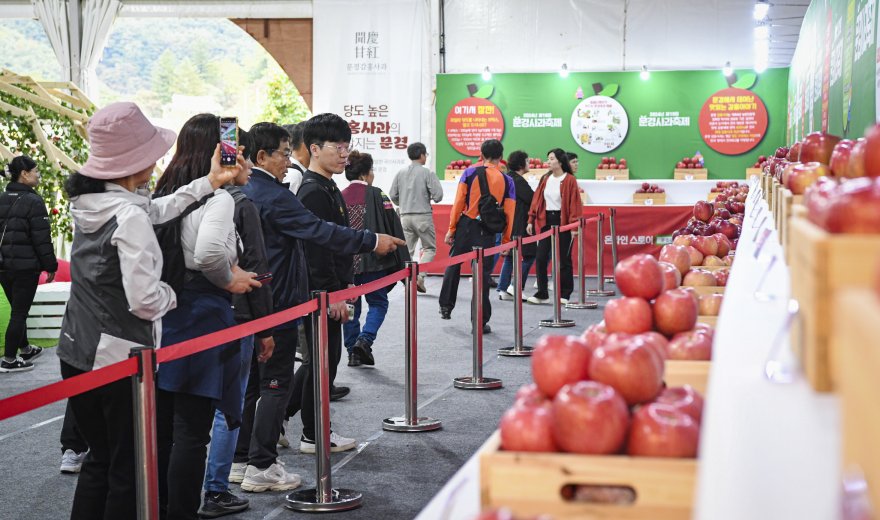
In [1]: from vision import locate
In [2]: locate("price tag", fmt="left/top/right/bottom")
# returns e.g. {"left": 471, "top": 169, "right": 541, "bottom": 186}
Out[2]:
{"left": 764, "top": 299, "right": 801, "bottom": 384}
{"left": 753, "top": 228, "right": 771, "bottom": 255}
{"left": 751, "top": 215, "right": 769, "bottom": 241}
{"left": 605, "top": 175, "right": 615, "bottom": 181}
{"left": 684, "top": 174, "right": 694, "bottom": 181}
{"left": 644, "top": 198, "right": 654, "bottom": 206}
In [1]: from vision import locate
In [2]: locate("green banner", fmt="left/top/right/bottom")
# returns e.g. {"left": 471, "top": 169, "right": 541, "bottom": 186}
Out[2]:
{"left": 787, "top": 0, "right": 877, "bottom": 141}
{"left": 435, "top": 68, "right": 789, "bottom": 181}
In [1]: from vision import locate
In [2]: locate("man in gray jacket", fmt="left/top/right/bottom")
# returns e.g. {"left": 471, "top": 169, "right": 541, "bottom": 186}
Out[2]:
{"left": 389, "top": 142, "right": 443, "bottom": 293}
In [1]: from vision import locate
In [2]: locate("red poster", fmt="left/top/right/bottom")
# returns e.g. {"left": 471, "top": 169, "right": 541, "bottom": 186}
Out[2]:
{"left": 445, "top": 97, "right": 504, "bottom": 156}
{"left": 699, "top": 87, "right": 769, "bottom": 155}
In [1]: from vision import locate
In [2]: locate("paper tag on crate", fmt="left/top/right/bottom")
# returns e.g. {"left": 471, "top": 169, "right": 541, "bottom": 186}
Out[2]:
{"left": 685, "top": 174, "right": 694, "bottom": 181}
{"left": 753, "top": 228, "right": 772, "bottom": 256}
{"left": 644, "top": 198, "right": 654, "bottom": 206}
{"left": 605, "top": 175, "right": 615, "bottom": 181}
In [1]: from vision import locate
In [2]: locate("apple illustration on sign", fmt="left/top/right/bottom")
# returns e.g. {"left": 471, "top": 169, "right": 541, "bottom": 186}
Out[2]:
{"left": 445, "top": 83, "right": 505, "bottom": 157}
{"left": 698, "top": 72, "right": 769, "bottom": 156}
{"left": 570, "top": 82, "right": 629, "bottom": 154}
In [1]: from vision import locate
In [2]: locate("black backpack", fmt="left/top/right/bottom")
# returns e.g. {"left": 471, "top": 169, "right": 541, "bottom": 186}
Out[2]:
{"left": 471, "top": 166, "right": 507, "bottom": 233}
{"left": 152, "top": 192, "right": 214, "bottom": 295}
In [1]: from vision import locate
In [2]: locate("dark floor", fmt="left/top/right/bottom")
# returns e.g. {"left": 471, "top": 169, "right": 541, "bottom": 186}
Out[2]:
{"left": 0, "top": 275, "right": 614, "bottom": 520}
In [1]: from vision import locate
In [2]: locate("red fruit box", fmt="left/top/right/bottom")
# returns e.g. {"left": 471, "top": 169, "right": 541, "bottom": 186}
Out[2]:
{"left": 789, "top": 217, "right": 880, "bottom": 392}
{"left": 595, "top": 168, "right": 630, "bottom": 181}
{"left": 632, "top": 192, "right": 666, "bottom": 206}
{"left": 673, "top": 168, "right": 708, "bottom": 180}
{"left": 479, "top": 430, "right": 697, "bottom": 520}
{"left": 665, "top": 360, "right": 711, "bottom": 395}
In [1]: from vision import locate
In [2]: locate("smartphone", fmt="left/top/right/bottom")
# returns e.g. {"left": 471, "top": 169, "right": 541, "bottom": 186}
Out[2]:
{"left": 220, "top": 116, "right": 238, "bottom": 167}
{"left": 254, "top": 272, "right": 273, "bottom": 282}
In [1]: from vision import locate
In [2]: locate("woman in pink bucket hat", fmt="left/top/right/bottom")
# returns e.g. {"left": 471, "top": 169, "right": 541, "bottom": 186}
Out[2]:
{"left": 56, "top": 102, "right": 256, "bottom": 520}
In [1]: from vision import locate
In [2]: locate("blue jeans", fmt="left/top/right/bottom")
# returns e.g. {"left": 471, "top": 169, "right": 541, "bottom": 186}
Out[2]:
{"left": 203, "top": 335, "right": 254, "bottom": 493}
{"left": 343, "top": 270, "right": 390, "bottom": 351}
{"left": 497, "top": 254, "right": 537, "bottom": 293}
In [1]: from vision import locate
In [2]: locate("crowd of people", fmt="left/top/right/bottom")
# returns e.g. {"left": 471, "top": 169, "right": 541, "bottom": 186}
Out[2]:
{"left": 0, "top": 100, "right": 584, "bottom": 520}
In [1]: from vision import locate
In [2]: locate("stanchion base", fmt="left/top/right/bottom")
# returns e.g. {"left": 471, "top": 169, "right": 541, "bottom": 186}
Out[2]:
{"left": 285, "top": 488, "right": 363, "bottom": 513}
{"left": 539, "top": 318, "right": 576, "bottom": 328}
{"left": 382, "top": 416, "right": 442, "bottom": 432}
{"left": 453, "top": 376, "right": 503, "bottom": 390}
{"left": 565, "top": 301, "right": 598, "bottom": 309}
{"left": 586, "top": 289, "right": 615, "bottom": 297}
{"left": 497, "top": 346, "right": 534, "bottom": 357}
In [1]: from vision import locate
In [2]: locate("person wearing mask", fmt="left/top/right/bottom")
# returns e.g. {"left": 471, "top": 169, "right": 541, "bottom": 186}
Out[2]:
{"left": 57, "top": 102, "right": 240, "bottom": 520}
{"left": 438, "top": 139, "right": 515, "bottom": 333}
{"left": 282, "top": 122, "right": 308, "bottom": 194}
{"left": 341, "top": 151, "right": 409, "bottom": 367}
{"left": 527, "top": 148, "right": 583, "bottom": 305}
{"left": 0, "top": 155, "right": 57, "bottom": 373}
{"left": 496, "top": 150, "right": 536, "bottom": 301}
{"left": 389, "top": 142, "right": 443, "bottom": 293}
{"left": 152, "top": 113, "right": 262, "bottom": 520}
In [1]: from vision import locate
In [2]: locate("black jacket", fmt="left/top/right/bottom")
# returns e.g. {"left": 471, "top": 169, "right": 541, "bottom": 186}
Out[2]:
{"left": 297, "top": 171, "right": 354, "bottom": 292}
{"left": 0, "top": 183, "right": 57, "bottom": 273}
{"left": 512, "top": 174, "right": 536, "bottom": 257}
{"left": 343, "top": 183, "right": 410, "bottom": 275}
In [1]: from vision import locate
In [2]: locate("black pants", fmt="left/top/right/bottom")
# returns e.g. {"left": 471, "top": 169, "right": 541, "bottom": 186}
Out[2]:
{"left": 535, "top": 211, "right": 574, "bottom": 299}
{"left": 61, "top": 360, "right": 136, "bottom": 520}
{"left": 0, "top": 270, "right": 39, "bottom": 359}
{"left": 61, "top": 400, "right": 88, "bottom": 454}
{"left": 157, "top": 390, "right": 214, "bottom": 520}
{"left": 438, "top": 216, "right": 495, "bottom": 324}
{"left": 234, "top": 327, "right": 297, "bottom": 469}
{"left": 288, "top": 317, "right": 342, "bottom": 440}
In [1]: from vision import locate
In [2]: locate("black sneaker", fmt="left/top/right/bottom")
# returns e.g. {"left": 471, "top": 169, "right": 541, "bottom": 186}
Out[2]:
{"left": 198, "top": 490, "right": 249, "bottom": 518}
{"left": 0, "top": 357, "right": 34, "bottom": 373}
{"left": 347, "top": 352, "right": 362, "bottom": 367}
{"left": 330, "top": 385, "right": 350, "bottom": 401}
{"left": 483, "top": 323, "right": 492, "bottom": 334}
{"left": 19, "top": 346, "right": 43, "bottom": 362}
{"left": 352, "top": 339, "right": 374, "bottom": 366}
{"left": 439, "top": 307, "right": 451, "bottom": 320}
{"left": 488, "top": 277, "right": 498, "bottom": 288}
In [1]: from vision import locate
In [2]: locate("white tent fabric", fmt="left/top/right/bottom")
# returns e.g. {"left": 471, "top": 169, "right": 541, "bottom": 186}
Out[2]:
{"left": 33, "top": 0, "right": 71, "bottom": 80}
{"left": 79, "top": 0, "right": 121, "bottom": 94}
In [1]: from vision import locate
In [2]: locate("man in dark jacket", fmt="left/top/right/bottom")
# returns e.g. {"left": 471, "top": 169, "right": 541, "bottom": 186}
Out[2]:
{"left": 234, "top": 122, "right": 403, "bottom": 488}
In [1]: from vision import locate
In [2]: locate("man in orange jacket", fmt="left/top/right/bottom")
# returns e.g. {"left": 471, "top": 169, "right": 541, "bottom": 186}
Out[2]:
{"left": 438, "top": 139, "right": 516, "bottom": 333}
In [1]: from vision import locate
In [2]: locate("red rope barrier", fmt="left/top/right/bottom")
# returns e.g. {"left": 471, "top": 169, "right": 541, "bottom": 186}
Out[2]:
{"left": 522, "top": 228, "right": 554, "bottom": 245}
{"left": 484, "top": 240, "right": 516, "bottom": 257}
{"left": 328, "top": 268, "right": 410, "bottom": 304}
{"left": 420, "top": 250, "right": 477, "bottom": 272}
{"left": 559, "top": 222, "right": 580, "bottom": 233}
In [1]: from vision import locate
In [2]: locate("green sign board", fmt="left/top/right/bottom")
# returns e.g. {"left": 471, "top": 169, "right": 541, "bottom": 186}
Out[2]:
{"left": 435, "top": 68, "right": 789, "bottom": 181}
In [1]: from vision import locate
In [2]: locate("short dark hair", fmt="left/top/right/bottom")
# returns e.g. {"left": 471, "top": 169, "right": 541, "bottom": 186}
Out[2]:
{"left": 238, "top": 129, "right": 253, "bottom": 162}
{"left": 566, "top": 152, "right": 578, "bottom": 161}
{"left": 3, "top": 155, "right": 37, "bottom": 183}
{"left": 548, "top": 148, "right": 573, "bottom": 174}
{"left": 345, "top": 150, "right": 373, "bottom": 181}
{"left": 155, "top": 113, "right": 219, "bottom": 194}
{"left": 248, "top": 122, "right": 290, "bottom": 164}
{"left": 407, "top": 142, "right": 427, "bottom": 160}
{"left": 302, "top": 113, "right": 351, "bottom": 152}
{"left": 506, "top": 150, "right": 528, "bottom": 173}
{"left": 283, "top": 122, "right": 305, "bottom": 150}
{"left": 481, "top": 139, "right": 503, "bottom": 161}
{"left": 65, "top": 171, "right": 106, "bottom": 197}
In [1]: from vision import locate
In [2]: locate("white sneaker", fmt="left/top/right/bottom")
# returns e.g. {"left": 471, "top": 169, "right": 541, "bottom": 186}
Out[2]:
{"left": 60, "top": 449, "right": 87, "bottom": 473}
{"left": 527, "top": 296, "right": 550, "bottom": 305}
{"left": 229, "top": 462, "right": 247, "bottom": 484}
{"left": 532, "top": 281, "right": 552, "bottom": 291}
{"left": 497, "top": 291, "right": 514, "bottom": 301}
{"left": 278, "top": 419, "right": 290, "bottom": 448}
{"left": 299, "top": 431, "right": 357, "bottom": 454}
{"left": 240, "top": 463, "right": 301, "bottom": 493}
{"left": 560, "top": 298, "right": 569, "bottom": 305}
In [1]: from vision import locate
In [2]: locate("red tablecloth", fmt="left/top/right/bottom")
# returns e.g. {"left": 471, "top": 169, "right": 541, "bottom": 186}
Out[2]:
{"left": 423, "top": 205, "right": 692, "bottom": 276}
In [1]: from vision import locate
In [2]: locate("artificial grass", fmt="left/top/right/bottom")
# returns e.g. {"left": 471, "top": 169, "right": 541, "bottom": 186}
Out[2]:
{"left": 0, "top": 289, "right": 59, "bottom": 349}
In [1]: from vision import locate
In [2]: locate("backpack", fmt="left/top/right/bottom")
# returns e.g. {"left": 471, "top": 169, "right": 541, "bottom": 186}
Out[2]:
{"left": 152, "top": 192, "right": 214, "bottom": 295}
{"left": 470, "top": 166, "right": 507, "bottom": 233}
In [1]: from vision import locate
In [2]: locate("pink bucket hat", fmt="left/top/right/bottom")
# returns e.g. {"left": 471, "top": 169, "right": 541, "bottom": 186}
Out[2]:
{"left": 79, "top": 102, "right": 176, "bottom": 180}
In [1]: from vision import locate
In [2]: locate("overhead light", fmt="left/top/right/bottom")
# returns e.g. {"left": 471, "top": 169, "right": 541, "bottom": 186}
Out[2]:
{"left": 481, "top": 66, "right": 492, "bottom": 81}
{"left": 722, "top": 61, "right": 733, "bottom": 77}
{"left": 559, "top": 63, "right": 569, "bottom": 78}
{"left": 754, "top": 0, "right": 770, "bottom": 22}
{"left": 754, "top": 24, "right": 770, "bottom": 40}
{"left": 640, "top": 65, "right": 650, "bottom": 81}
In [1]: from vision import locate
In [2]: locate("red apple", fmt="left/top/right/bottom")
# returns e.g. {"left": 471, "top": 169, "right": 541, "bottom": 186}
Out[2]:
{"left": 637, "top": 331, "right": 670, "bottom": 362}
{"left": 787, "top": 142, "right": 802, "bottom": 161}
{"left": 712, "top": 233, "right": 731, "bottom": 256}
{"left": 713, "top": 269, "right": 729, "bottom": 286}
{"left": 653, "top": 288, "right": 698, "bottom": 336}
{"left": 698, "top": 294, "right": 723, "bottom": 316}
{"left": 693, "top": 235, "right": 719, "bottom": 257}
{"left": 580, "top": 322, "right": 608, "bottom": 351}
{"left": 589, "top": 341, "right": 665, "bottom": 406}
{"left": 659, "top": 245, "right": 691, "bottom": 276}
{"left": 531, "top": 335, "right": 593, "bottom": 398}
{"left": 804, "top": 176, "right": 840, "bottom": 229}
{"left": 658, "top": 261, "right": 682, "bottom": 292}
{"left": 694, "top": 201, "right": 714, "bottom": 223}
{"left": 604, "top": 297, "right": 653, "bottom": 334}
{"left": 825, "top": 177, "right": 880, "bottom": 233}
{"left": 829, "top": 139, "right": 855, "bottom": 177}
{"left": 672, "top": 234, "right": 696, "bottom": 247}
{"left": 862, "top": 123, "right": 880, "bottom": 177}
{"left": 685, "top": 246, "right": 704, "bottom": 267}
{"left": 676, "top": 161, "right": 686, "bottom": 169}
{"left": 682, "top": 270, "right": 717, "bottom": 286}
{"left": 775, "top": 146, "right": 789, "bottom": 159}
{"left": 789, "top": 162, "right": 830, "bottom": 195}
{"left": 552, "top": 381, "right": 630, "bottom": 454}
{"left": 514, "top": 383, "right": 548, "bottom": 407}
{"left": 846, "top": 137, "right": 868, "bottom": 178}
{"left": 627, "top": 403, "right": 700, "bottom": 458}
{"left": 500, "top": 402, "right": 558, "bottom": 452}
{"left": 655, "top": 385, "right": 704, "bottom": 423}
{"left": 800, "top": 132, "right": 841, "bottom": 165}
{"left": 701, "top": 255, "right": 725, "bottom": 267}
{"left": 667, "top": 330, "right": 713, "bottom": 361}
{"left": 614, "top": 254, "right": 664, "bottom": 300}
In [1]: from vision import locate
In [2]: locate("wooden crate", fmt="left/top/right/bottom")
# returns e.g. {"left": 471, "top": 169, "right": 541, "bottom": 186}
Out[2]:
{"left": 789, "top": 217, "right": 880, "bottom": 391}
{"left": 444, "top": 169, "right": 465, "bottom": 181}
{"left": 673, "top": 168, "right": 708, "bottom": 180}
{"left": 26, "top": 282, "right": 70, "bottom": 339}
{"left": 688, "top": 286, "right": 726, "bottom": 296}
{"left": 480, "top": 431, "right": 697, "bottom": 520}
{"left": 665, "top": 360, "right": 711, "bottom": 394}
{"left": 779, "top": 188, "right": 793, "bottom": 251}
{"left": 632, "top": 193, "right": 666, "bottom": 206}
{"left": 696, "top": 315, "right": 718, "bottom": 327}
{"left": 595, "top": 168, "right": 630, "bottom": 180}
{"left": 707, "top": 191, "right": 720, "bottom": 201}
{"left": 525, "top": 168, "right": 550, "bottom": 181}
{"left": 835, "top": 289, "right": 880, "bottom": 512}
{"left": 746, "top": 167, "right": 763, "bottom": 179}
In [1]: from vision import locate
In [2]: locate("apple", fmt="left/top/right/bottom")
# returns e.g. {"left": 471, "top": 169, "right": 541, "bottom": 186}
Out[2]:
{"left": 804, "top": 176, "right": 840, "bottom": 229}
{"left": 800, "top": 131, "right": 841, "bottom": 165}
{"left": 667, "top": 330, "right": 713, "bottom": 360}
{"left": 500, "top": 402, "right": 558, "bottom": 452}
{"left": 781, "top": 161, "right": 802, "bottom": 188}
{"left": 682, "top": 270, "right": 717, "bottom": 287}
{"left": 676, "top": 161, "right": 686, "bottom": 169}
{"left": 685, "top": 246, "right": 704, "bottom": 266}
{"left": 712, "top": 233, "right": 731, "bottom": 256}
{"left": 580, "top": 322, "right": 608, "bottom": 351}
{"left": 589, "top": 341, "right": 664, "bottom": 405}
{"left": 863, "top": 123, "right": 880, "bottom": 177}
{"left": 825, "top": 177, "right": 880, "bottom": 233}
{"left": 653, "top": 288, "right": 698, "bottom": 336}
{"left": 693, "top": 235, "right": 719, "bottom": 257}
{"left": 698, "top": 294, "right": 723, "bottom": 316}
{"left": 531, "top": 335, "right": 593, "bottom": 398}
{"left": 716, "top": 219, "right": 739, "bottom": 240}
{"left": 789, "top": 162, "right": 830, "bottom": 195}
{"left": 829, "top": 140, "right": 855, "bottom": 177}
{"left": 659, "top": 245, "right": 691, "bottom": 276}
{"left": 846, "top": 138, "right": 868, "bottom": 178}
{"left": 514, "top": 383, "right": 548, "bottom": 407}
{"left": 658, "top": 261, "right": 682, "bottom": 292}
{"left": 552, "top": 381, "right": 630, "bottom": 454}
{"left": 775, "top": 146, "right": 789, "bottom": 159}
{"left": 614, "top": 254, "right": 664, "bottom": 300}
{"left": 713, "top": 269, "right": 729, "bottom": 286}
{"left": 673, "top": 234, "right": 696, "bottom": 247}
{"left": 654, "top": 385, "right": 704, "bottom": 423}
{"left": 701, "top": 255, "right": 725, "bottom": 267}
{"left": 604, "top": 297, "right": 653, "bottom": 334}
{"left": 787, "top": 142, "right": 802, "bottom": 161}
{"left": 627, "top": 403, "right": 700, "bottom": 458}
{"left": 637, "top": 332, "right": 670, "bottom": 362}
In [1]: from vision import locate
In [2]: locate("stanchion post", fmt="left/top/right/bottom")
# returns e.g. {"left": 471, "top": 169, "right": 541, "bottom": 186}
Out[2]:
{"left": 287, "top": 291, "right": 362, "bottom": 512}
{"left": 383, "top": 263, "right": 442, "bottom": 431}
{"left": 454, "top": 247, "right": 502, "bottom": 389}
{"left": 606, "top": 207, "right": 619, "bottom": 284}
{"left": 540, "top": 226, "right": 575, "bottom": 328}
{"left": 566, "top": 217, "right": 598, "bottom": 310}
{"left": 587, "top": 213, "right": 615, "bottom": 297}
{"left": 131, "top": 346, "right": 159, "bottom": 520}
{"left": 499, "top": 236, "right": 534, "bottom": 356}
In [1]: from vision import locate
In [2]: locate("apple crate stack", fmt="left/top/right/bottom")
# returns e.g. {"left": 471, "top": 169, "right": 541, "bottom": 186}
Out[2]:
{"left": 444, "top": 158, "right": 474, "bottom": 181}
{"left": 673, "top": 155, "right": 708, "bottom": 180}
{"left": 595, "top": 156, "right": 629, "bottom": 180}
{"left": 633, "top": 183, "right": 665, "bottom": 205}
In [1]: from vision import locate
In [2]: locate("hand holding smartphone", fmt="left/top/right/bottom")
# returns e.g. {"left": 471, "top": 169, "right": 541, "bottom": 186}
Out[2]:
{"left": 254, "top": 272, "right": 273, "bottom": 282}
{"left": 220, "top": 116, "right": 238, "bottom": 168}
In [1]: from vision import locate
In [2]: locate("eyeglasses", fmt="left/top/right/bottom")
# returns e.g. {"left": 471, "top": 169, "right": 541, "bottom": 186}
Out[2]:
{"left": 319, "top": 143, "right": 352, "bottom": 155}
{"left": 267, "top": 148, "right": 292, "bottom": 158}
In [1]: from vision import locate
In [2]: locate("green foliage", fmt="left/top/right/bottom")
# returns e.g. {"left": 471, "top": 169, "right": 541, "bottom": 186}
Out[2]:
{"left": 259, "top": 69, "right": 311, "bottom": 124}
{"left": 0, "top": 20, "right": 60, "bottom": 80}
